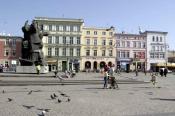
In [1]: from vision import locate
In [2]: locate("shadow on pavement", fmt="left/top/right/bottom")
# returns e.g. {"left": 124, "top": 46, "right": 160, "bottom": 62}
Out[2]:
{"left": 150, "top": 98, "right": 175, "bottom": 101}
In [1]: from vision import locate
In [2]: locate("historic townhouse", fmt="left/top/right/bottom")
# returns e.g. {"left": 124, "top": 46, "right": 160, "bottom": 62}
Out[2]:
{"left": 0, "top": 35, "right": 22, "bottom": 71}
{"left": 115, "top": 33, "right": 146, "bottom": 72}
{"left": 34, "top": 17, "right": 84, "bottom": 72}
{"left": 142, "top": 31, "right": 168, "bottom": 71}
{"left": 81, "top": 26, "right": 116, "bottom": 71}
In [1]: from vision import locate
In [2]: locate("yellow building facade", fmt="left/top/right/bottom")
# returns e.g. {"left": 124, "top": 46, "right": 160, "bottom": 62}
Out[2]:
{"left": 80, "top": 26, "right": 116, "bottom": 71}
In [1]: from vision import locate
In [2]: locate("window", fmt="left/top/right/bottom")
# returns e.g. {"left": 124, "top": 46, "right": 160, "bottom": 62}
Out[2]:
{"left": 152, "top": 46, "right": 155, "bottom": 51}
{"left": 77, "top": 48, "right": 80, "bottom": 56}
{"left": 102, "top": 32, "right": 106, "bottom": 35}
{"left": 12, "top": 39, "right": 16, "bottom": 46}
{"left": 126, "top": 51, "right": 129, "bottom": 58}
{"left": 160, "top": 53, "right": 165, "bottom": 58}
{"left": 59, "top": 25, "right": 63, "bottom": 31}
{"left": 127, "top": 41, "right": 130, "bottom": 47}
{"left": 152, "top": 36, "right": 155, "bottom": 42}
{"left": 63, "top": 36, "right": 66, "bottom": 44}
{"left": 62, "top": 48, "right": 66, "bottom": 56}
{"left": 94, "top": 50, "right": 97, "bottom": 56}
{"left": 48, "top": 36, "right": 52, "bottom": 44}
{"left": 160, "top": 46, "right": 163, "bottom": 51}
{"left": 56, "top": 25, "right": 59, "bottom": 31}
{"left": 70, "top": 48, "right": 73, "bottom": 56}
{"left": 86, "top": 50, "right": 90, "bottom": 56}
{"left": 73, "top": 26, "right": 78, "bottom": 32}
{"left": 4, "top": 49, "right": 9, "bottom": 56}
{"left": 142, "top": 42, "right": 146, "bottom": 48}
{"left": 102, "top": 50, "right": 105, "bottom": 56}
{"left": 52, "top": 25, "right": 56, "bottom": 31}
{"left": 109, "top": 40, "right": 113, "bottom": 46}
{"left": 109, "top": 32, "right": 113, "bottom": 36}
{"left": 49, "top": 25, "right": 52, "bottom": 31}
{"left": 86, "top": 31, "right": 90, "bottom": 35}
{"left": 109, "top": 50, "right": 112, "bottom": 56}
{"left": 102, "top": 40, "right": 106, "bottom": 45}
{"left": 156, "top": 36, "right": 159, "bottom": 42}
{"left": 138, "top": 42, "right": 141, "bottom": 48}
{"left": 150, "top": 53, "right": 154, "bottom": 58}
{"left": 55, "top": 36, "right": 59, "bottom": 44}
{"left": 5, "top": 39, "right": 9, "bottom": 45}
{"left": 94, "top": 31, "right": 97, "bottom": 35}
{"left": 122, "top": 41, "right": 125, "bottom": 47}
{"left": 133, "top": 41, "right": 136, "bottom": 48}
{"left": 121, "top": 51, "right": 125, "bottom": 58}
{"left": 77, "top": 37, "right": 80, "bottom": 44}
{"left": 70, "top": 37, "right": 73, "bottom": 44}
{"left": 86, "top": 39, "right": 90, "bottom": 45}
{"left": 48, "top": 48, "right": 52, "bottom": 56}
{"left": 160, "top": 37, "right": 162, "bottom": 42}
{"left": 117, "top": 51, "right": 120, "bottom": 58}
{"left": 12, "top": 50, "right": 16, "bottom": 56}
{"left": 155, "top": 53, "right": 159, "bottom": 58}
{"left": 66, "top": 26, "right": 70, "bottom": 32}
{"left": 55, "top": 48, "right": 59, "bottom": 56}
{"left": 117, "top": 41, "right": 120, "bottom": 47}
{"left": 155, "top": 46, "right": 159, "bottom": 51}
{"left": 94, "top": 39, "right": 97, "bottom": 46}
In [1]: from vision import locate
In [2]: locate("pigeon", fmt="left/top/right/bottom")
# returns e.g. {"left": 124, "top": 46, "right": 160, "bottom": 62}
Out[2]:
{"left": 60, "top": 93, "right": 69, "bottom": 97}
{"left": 28, "top": 90, "right": 33, "bottom": 95}
{"left": 8, "top": 98, "right": 13, "bottom": 102}
{"left": 58, "top": 98, "right": 62, "bottom": 103}
{"left": 53, "top": 93, "right": 58, "bottom": 98}
{"left": 22, "top": 105, "right": 34, "bottom": 109}
{"left": 67, "top": 98, "right": 71, "bottom": 102}
{"left": 50, "top": 95, "right": 55, "bottom": 99}
{"left": 2, "top": 90, "right": 5, "bottom": 93}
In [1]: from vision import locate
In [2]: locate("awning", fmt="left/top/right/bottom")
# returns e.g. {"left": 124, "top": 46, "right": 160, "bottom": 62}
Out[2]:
{"left": 47, "top": 60, "right": 57, "bottom": 64}
{"left": 156, "top": 63, "right": 175, "bottom": 67}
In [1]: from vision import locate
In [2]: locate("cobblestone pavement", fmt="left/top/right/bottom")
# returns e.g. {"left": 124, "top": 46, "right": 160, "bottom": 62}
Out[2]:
{"left": 0, "top": 72, "right": 175, "bottom": 116}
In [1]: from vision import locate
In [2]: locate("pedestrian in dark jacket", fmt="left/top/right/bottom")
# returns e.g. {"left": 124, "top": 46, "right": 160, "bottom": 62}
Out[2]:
{"left": 160, "top": 69, "right": 163, "bottom": 77}
{"left": 164, "top": 68, "right": 168, "bottom": 77}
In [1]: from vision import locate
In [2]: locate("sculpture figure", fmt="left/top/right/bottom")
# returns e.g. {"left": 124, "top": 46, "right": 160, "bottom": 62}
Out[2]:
{"left": 20, "top": 20, "right": 47, "bottom": 66}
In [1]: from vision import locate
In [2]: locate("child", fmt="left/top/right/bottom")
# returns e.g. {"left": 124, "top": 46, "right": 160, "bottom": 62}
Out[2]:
{"left": 150, "top": 73, "right": 156, "bottom": 87}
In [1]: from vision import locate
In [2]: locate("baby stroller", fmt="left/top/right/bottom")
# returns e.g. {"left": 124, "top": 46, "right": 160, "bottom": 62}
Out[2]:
{"left": 109, "top": 76, "right": 118, "bottom": 89}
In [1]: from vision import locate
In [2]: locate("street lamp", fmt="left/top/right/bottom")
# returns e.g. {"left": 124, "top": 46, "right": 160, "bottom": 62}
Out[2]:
{"left": 165, "top": 43, "right": 169, "bottom": 68}
{"left": 66, "top": 43, "right": 69, "bottom": 71}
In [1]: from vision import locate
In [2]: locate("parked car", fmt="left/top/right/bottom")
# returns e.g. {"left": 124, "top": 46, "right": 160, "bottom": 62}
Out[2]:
{"left": 159, "top": 68, "right": 172, "bottom": 73}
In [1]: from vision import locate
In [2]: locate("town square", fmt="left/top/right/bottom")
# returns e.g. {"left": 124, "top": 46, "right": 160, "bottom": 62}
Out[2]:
{"left": 0, "top": 0, "right": 175, "bottom": 116}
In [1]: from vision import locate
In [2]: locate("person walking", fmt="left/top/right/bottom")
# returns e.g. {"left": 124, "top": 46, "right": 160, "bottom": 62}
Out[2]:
{"left": 0, "top": 64, "right": 3, "bottom": 73}
{"left": 164, "top": 68, "right": 168, "bottom": 77}
{"left": 103, "top": 71, "right": 109, "bottom": 89}
{"left": 160, "top": 68, "right": 164, "bottom": 77}
{"left": 36, "top": 64, "right": 41, "bottom": 75}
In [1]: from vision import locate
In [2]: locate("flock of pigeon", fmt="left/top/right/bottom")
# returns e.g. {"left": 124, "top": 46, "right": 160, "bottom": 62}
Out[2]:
{"left": 2, "top": 89, "right": 71, "bottom": 116}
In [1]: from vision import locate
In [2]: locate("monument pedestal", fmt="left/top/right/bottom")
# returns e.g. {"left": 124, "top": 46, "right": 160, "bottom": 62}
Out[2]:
{"left": 16, "top": 66, "right": 48, "bottom": 74}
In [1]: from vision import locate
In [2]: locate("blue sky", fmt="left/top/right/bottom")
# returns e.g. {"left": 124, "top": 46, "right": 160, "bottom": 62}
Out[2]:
{"left": 0, "top": 0, "right": 175, "bottom": 49}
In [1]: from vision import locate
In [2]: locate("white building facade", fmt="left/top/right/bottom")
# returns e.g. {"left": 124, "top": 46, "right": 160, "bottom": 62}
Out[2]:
{"left": 143, "top": 31, "right": 168, "bottom": 71}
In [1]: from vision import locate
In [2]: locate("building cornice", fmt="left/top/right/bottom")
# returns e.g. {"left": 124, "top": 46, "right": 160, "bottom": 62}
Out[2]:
{"left": 35, "top": 17, "right": 84, "bottom": 23}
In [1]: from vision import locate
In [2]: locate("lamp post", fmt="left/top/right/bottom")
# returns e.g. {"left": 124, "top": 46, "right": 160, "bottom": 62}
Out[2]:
{"left": 66, "top": 43, "right": 69, "bottom": 71}
{"left": 135, "top": 55, "right": 139, "bottom": 76}
{"left": 165, "top": 43, "right": 169, "bottom": 68}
